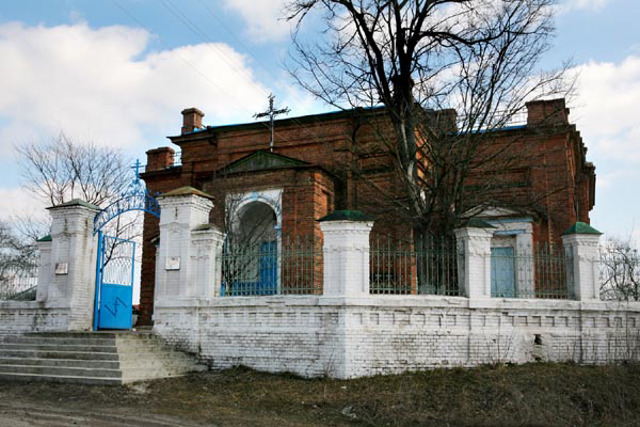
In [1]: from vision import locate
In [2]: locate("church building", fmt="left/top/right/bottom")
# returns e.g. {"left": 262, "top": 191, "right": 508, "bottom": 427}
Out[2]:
{"left": 139, "top": 98, "right": 596, "bottom": 325}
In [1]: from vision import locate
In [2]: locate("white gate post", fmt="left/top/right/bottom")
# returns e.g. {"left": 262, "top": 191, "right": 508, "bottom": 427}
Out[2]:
{"left": 45, "top": 200, "right": 100, "bottom": 331}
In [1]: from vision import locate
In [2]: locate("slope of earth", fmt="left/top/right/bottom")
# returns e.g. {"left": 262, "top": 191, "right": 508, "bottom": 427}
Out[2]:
{"left": 0, "top": 363, "right": 638, "bottom": 426}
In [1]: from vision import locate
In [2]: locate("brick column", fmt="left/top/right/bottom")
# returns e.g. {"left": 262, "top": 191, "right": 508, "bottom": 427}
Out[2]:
{"left": 155, "top": 187, "right": 219, "bottom": 303}
{"left": 454, "top": 220, "right": 495, "bottom": 300}
{"left": 319, "top": 211, "right": 374, "bottom": 297}
{"left": 191, "top": 225, "right": 225, "bottom": 299}
{"left": 562, "top": 222, "right": 602, "bottom": 301}
{"left": 46, "top": 200, "right": 100, "bottom": 330}
{"left": 35, "top": 236, "right": 52, "bottom": 303}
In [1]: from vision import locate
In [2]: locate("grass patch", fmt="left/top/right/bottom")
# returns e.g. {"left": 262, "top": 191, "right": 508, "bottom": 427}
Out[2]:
{"left": 1, "top": 363, "right": 639, "bottom": 426}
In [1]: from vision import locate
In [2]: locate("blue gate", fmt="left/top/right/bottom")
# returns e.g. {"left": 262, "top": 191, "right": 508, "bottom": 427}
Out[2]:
{"left": 94, "top": 234, "right": 136, "bottom": 330}
{"left": 259, "top": 240, "right": 277, "bottom": 295}
{"left": 92, "top": 160, "right": 160, "bottom": 330}
{"left": 491, "top": 247, "right": 516, "bottom": 298}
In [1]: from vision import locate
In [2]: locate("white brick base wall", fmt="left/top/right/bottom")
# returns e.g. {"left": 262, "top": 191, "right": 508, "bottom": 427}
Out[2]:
{"left": 0, "top": 302, "right": 71, "bottom": 332}
{"left": 153, "top": 296, "right": 640, "bottom": 379}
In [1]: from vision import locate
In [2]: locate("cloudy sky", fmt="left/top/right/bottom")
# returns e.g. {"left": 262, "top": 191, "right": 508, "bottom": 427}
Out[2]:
{"left": 0, "top": 0, "right": 638, "bottom": 242}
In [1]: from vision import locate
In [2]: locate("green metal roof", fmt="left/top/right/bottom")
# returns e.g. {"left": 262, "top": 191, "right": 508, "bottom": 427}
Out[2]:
{"left": 36, "top": 234, "right": 52, "bottom": 242}
{"left": 46, "top": 199, "right": 100, "bottom": 210}
{"left": 562, "top": 221, "right": 602, "bottom": 236}
{"left": 161, "top": 186, "right": 214, "bottom": 200}
{"left": 318, "top": 210, "right": 374, "bottom": 222}
{"left": 460, "top": 218, "right": 497, "bottom": 228}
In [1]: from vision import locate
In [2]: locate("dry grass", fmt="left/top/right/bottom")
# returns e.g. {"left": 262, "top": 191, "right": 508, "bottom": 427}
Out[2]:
{"left": 1, "top": 363, "right": 639, "bottom": 426}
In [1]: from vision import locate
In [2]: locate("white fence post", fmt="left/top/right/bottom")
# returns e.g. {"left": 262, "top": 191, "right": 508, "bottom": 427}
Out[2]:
{"left": 319, "top": 211, "right": 374, "bottom": 297}
{"left": 454, "top": 220, "right": 495, "bottom": 300}
{"left": 562, "top": 222, "right": 602, "bottom": 301}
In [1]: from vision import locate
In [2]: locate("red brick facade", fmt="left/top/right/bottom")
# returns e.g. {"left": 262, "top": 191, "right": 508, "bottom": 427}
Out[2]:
{"left": 138, "top": 99, "right": 595, "bottom": 324}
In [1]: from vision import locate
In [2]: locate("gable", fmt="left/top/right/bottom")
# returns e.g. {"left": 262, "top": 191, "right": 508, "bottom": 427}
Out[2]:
{"left": 463, "top": 205, "right": 534, "bottom": 220}
{"left": 218, "top": 151, "right": 309, "bottom": 175}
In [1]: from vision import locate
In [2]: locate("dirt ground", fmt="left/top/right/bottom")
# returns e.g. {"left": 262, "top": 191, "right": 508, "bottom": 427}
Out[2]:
{"left": 0, "top": 364, "right": 639, "bottom": 426}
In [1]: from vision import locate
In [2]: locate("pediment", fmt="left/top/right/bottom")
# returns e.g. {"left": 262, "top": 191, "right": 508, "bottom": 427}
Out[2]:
{"left": 464, "top": 205, "right": 529, "bottom": 219}
{"left": 218, "top": 151, "right": 309, "bottom": 175}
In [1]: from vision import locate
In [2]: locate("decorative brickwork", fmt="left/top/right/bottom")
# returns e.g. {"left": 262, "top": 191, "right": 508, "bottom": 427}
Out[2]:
{"left": 153, "top": 297, "right": 640, "bottom": 379}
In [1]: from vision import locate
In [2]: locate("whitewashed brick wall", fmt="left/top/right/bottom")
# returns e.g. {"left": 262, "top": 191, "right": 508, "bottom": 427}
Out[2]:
{"left": 0, "top": 201, "right": 98, "bottom": 333}
{"left": 0, "top": 302, "right": 71, "bottom": 332}
{"left": 154, "top": 296, "right": 640, "bottom": 379}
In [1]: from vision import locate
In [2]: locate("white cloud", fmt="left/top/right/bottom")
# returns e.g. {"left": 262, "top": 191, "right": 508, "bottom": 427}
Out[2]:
{"left": 0, "top": 21, "right": 271, "bottom": 154}
{"left": 222, "top": 0, "right": 291, "bottom": 42}
{"left": 569, "top": 55, "right": 640, "bottom": 238}
{"left": 557, "top": 0, "right": 611, "bottom": 13}
{"left": 0, "top": 188, "right": 47, "bottom": 222}
{"left": 569, "top": 56, "right": 640, "bottom": 162}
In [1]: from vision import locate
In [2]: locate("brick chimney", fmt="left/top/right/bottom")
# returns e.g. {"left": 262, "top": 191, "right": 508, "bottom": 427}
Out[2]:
{"left": 181, "top": 108, "right": 205, "bottom": 135}
{"left": 146, "top": 147, "right": 175, "bottom": 172}
{"left": 526, "top": 99, "right": 569, "bottom": 127}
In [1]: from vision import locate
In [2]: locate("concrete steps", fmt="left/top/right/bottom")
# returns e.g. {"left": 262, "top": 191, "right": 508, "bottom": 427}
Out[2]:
{"left": 0, "top": 332, "right": 207, "bottom": 384}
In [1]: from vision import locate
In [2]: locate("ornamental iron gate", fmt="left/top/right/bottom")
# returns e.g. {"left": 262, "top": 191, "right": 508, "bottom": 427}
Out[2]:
{"left": 92, "top": 160, "right": 160, "bottom": 330}
{"left": 94, "top": 234, "right": 135, "bottom": 329}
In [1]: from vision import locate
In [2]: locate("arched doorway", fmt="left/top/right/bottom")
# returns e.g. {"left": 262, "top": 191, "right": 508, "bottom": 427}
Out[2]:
{"left": 223, "top": 200, "right": 280, "bottom": 296}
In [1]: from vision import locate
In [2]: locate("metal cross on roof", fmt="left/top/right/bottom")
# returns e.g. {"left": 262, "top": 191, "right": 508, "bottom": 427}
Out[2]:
{"left": 254, "top": 93, "right": 290, "bottom": 152}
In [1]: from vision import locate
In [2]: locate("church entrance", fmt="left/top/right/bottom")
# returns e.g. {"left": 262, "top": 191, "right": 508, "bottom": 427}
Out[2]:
{"left": 222, "top": 201, "right": 279, "bottom": 296}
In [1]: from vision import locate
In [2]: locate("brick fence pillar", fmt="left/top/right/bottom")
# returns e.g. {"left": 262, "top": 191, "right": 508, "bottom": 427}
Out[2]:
{"left": 155, "top": 187, "right": 222, "bottom": 304}
{"left": 319, "top": 210, "right": 374, "bottom": 297}
{"left": 454, "top": 220, "right": 495, "bottom": 300}
{"left": 562, "top": 222, "right": 602, "bottom": 301}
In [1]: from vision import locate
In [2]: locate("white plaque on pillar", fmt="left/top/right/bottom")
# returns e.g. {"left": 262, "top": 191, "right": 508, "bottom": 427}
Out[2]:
{"left": 54, "top": 262, "right": 68, "bottom": 275}
{"left": 165, "top": 257, "right": 181, "bottom": 270}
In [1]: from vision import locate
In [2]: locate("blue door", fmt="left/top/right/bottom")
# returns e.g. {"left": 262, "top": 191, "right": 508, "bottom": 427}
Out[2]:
{"left": 259, "top": 241, "right": 277, "bottom": 295}
{"left": 94, "top": 234, "right": 135, "bottom": 330}
{"left": 491, "top": 247, "right": 516, "bottom": 298}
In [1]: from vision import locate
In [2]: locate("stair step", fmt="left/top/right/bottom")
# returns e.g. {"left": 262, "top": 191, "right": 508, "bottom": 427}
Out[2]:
{"left": 0, "top": 332, "right": 206, "bottom": 385}
{"left": 0, "top": 349, "right": 120, "bottom": 361}
{"left": 0, "top": 363, "right": 122, "bottom": 378}
{"left": 0, "top": 371, "right": 122, "bottom": 385}
{"left": 23, "top": 332, "right": 118, "bottom": 338}
{"left": 0, "top": 357, "right": 120, "bottom": 369}
{"left": 0, "top": 335, "right": 117, "bottom": 346}
{"left": 0, "top": 343, "right": 119, "bottom": 353}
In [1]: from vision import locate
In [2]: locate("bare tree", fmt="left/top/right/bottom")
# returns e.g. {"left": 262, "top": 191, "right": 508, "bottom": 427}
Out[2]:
{"left": 16, "top": 133, "right": 143, "bottom": 284}
{"left": 16, "top": 133, "right": 140, "bottom": 240}
{"left": 17, "top": 132, "right": 130, "bottom": 208}
{"left": 287, "top": 0, "right": 571, "bottom": 236}
{"left": 0, "top": 222, "right": 38, "bottom": 299}
{"left": 600, "top": 238, "right": 640, "bottom": 301}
